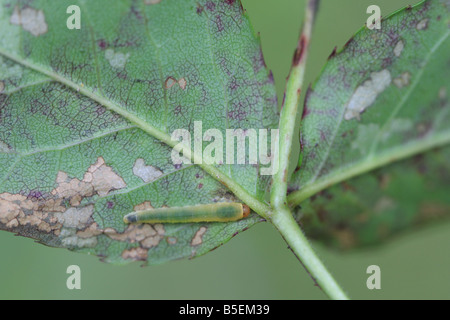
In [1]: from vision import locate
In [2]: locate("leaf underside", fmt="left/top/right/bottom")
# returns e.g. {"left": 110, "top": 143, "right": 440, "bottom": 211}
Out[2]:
{"left": 0, "top": 0, "right": 449, "bottom": 264}
{"left": 0, "top": 0, "right": 278, "bottom": 265}
{"left": 290, "top": 0, "right": 450, "bottom": 248}
{"left": 298, "top": 145, "right": 450, "bottom": 249}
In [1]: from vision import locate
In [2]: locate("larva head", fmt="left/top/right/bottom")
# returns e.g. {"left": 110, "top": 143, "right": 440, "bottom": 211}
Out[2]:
{"left": 123, "top": 213, "right": 138, "bottom": 224}
{"left": 242, "top": 204, "right": 251, "bottom": 218}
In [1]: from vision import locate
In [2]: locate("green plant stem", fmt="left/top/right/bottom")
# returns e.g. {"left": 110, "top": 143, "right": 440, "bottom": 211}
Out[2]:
{"left": 267, "top": 0, "right": 349, "bottom": 300}
{"left": 270, "top": 0, "right": 317, "bottom": 209}
{"left": 270, "top": 206, "right": 349, "bottom": 300}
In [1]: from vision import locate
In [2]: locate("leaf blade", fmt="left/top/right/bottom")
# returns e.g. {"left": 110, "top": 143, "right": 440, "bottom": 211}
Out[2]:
{"left": 288, "top": 0, "right": 450, "bottom": 247}
{"left": 289, "top": 0, "right": 450, "bottom": 203}
{"left": 297, "top": 145, "right": 450, "bottom": 249}
{"left": 0, "top": 0, "right": 277, "bottom": 264}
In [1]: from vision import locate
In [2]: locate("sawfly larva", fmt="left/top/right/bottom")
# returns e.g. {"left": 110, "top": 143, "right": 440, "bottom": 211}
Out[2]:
{"left": 123, "top": 202, "right": 251, "bottom": 224}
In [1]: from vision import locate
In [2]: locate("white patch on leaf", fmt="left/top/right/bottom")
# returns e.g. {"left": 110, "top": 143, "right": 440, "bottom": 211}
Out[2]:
{"left": 0, "top": 140, "right": 11, "bottom": 153}
{"left": 144, "top": 0, "right": 162, "bottom": 4}
{"left": 133, "top": 158, "right": 163, "bottom": 183}
{"left": 345, "top": 69, "right": 391, "bottom": 120}
{"left": 351, "top": 123, "right": 380, "bottom": 155}
{"left": 382, "top": 118, "right": 413, "bottom": 141}
{"left": 393, "top": 40, "right": 404, "bottom": 57}
{"left": 374, "top": 197, "right": 395, "bottom": 213}
{"left": 10, "top": 6, "right": 48, "bottom": 36}
{"left": 0, "top": 56, "right": 24, "bottom": 80}
{"left": 55, "top": 205, "right": 94, "bottom": 229}
{"left": 416, "top": 19, "right": 429, "bottom": 30}
{"left": 439, "top": 87, "right": 447, "bottom": 100}
{"left": 59, "top": 228, "right": 98, "bottom": 248}
{"left": 105, "top": 49, "right": 130, "bottom": 69}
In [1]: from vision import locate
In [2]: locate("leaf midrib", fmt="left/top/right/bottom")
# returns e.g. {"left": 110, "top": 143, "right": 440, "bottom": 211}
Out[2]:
{"left": 309, "top": 28, "right": 449, "bottom": 187}
{"left": 288, "top": 130, "right": 450, "bottom": 207}
{"left": 0, "top": 47, "right": 271, "bottom": 218}
{"left": 288, "top": 19, "right": 450, "bottom": 207}
{"left": 368, "top": 29, "right": 450, "bottom": 156}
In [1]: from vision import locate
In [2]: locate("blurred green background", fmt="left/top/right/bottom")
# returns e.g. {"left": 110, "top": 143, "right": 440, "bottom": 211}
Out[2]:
{"left": 1, "top": 0, "right": 449, "bottom": 300}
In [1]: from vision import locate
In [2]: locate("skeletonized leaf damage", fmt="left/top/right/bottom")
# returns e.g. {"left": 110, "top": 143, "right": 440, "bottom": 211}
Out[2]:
{"left": 0, "top": 0, "right": 277, "bottom": 264}
{"left": 289, "top": 0, "right": 450, "bottom": 248}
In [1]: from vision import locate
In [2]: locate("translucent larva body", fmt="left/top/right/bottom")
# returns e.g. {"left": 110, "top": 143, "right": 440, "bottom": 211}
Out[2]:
{"left": 123, "top": 202, "right": 251, "bottom": 224}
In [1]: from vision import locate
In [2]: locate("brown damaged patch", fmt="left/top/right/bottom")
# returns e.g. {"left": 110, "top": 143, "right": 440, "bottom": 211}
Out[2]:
{"left": 122, "top": 247, "right": 148, "bottom": 261}
{"left": 419, "top": 203, "right": 450, "bottom": 219}
{"left": 52, "top": 157, "right": 126, "bottom": 202}
{"left": 133, "top": 201, "right": 154, "bottom": 211}
{"left": 377, "top": 223, "right": 391, "bottom": 239}
{"left": 0, "top": 81, "right": 4, "bottom": 92}
{"left": 69, "top": 203, "right": 166, "bottom": 253}
{"left": 0, "top": 157, "right": 127, "bottom": 248}
{"left": 165, "top": 76, "right": 177, "bottom": 89}
{"left": 166, "top": 236, "right": 177, "bottom": 245}
{"left": 332, "top": 228, "right": 357, "bottom": 249}
{"left": 83, "top": 157, "right": 127, "bottom": 196}
{"left": 293, "top": 35, "right": 307, "bottom": 66}
{"left": 106, "top": 224, "right": 165, "bottom": 249}
{"left": 76, "top": 223, "right": 103, "bottom": 238}
{"left": 191, "top": 226, "right": 207, "bottom": 246}
{"left": 165, "top": 76, "right": 187, "bottom": 90}
{"left": 0, "top": 192, "right": 64, "bottom": 233}
{"left": 178, "top": 78, "right": 187, "bottom": 90}
{"left": 379, "top": 173, "right": 392, "bottom": 190}
{"left": 393, "top": 72, "right": 411, "bottom": 88}
{"left": 10, "top": 6, "right": 48, "bottom": 36}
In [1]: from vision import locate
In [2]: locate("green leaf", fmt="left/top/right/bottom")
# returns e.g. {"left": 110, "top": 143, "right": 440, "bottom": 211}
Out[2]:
{"left": 0, "top": 0, "right": 277, "bottom": 264}
{"left": 297, "top": 145, "right": 450, "bottom": 249}
{"left": 288, "top": 0, "right": 450, "bottom": 244}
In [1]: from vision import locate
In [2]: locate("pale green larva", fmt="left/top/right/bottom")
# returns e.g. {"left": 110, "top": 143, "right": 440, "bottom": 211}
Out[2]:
{"left": 123, "top": 202, "right": 251, "bottom": 224}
